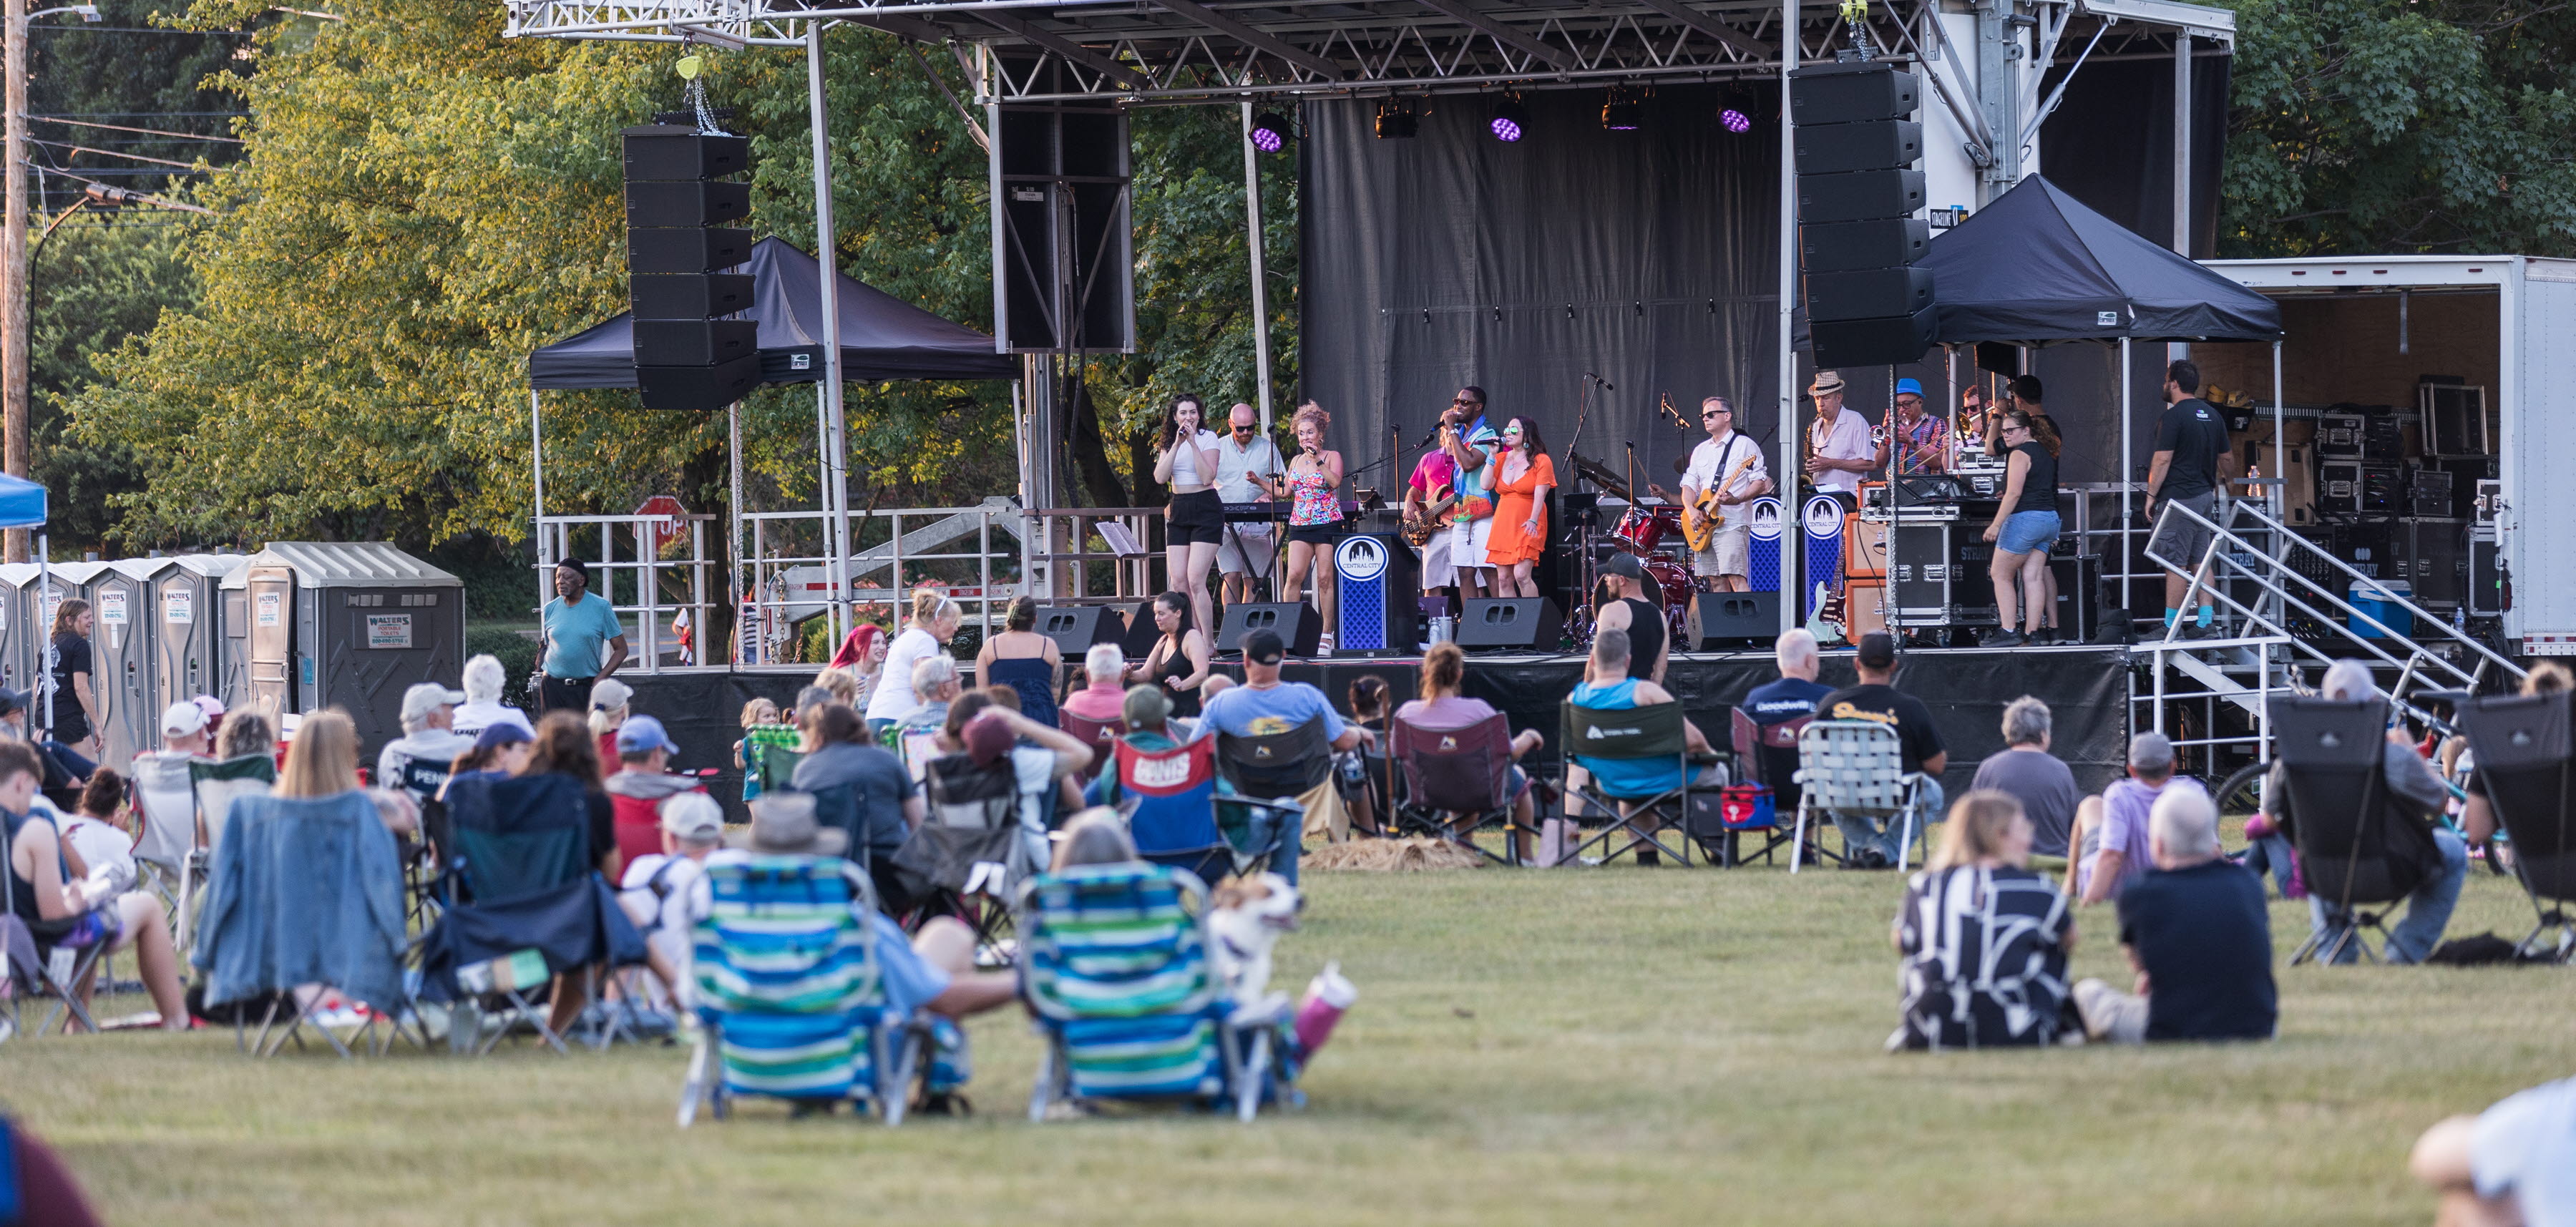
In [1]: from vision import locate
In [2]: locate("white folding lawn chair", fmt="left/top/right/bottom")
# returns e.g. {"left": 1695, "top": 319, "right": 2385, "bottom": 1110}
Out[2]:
{"left": 1790, "top": 720, "right": 1937, "bottom": 874}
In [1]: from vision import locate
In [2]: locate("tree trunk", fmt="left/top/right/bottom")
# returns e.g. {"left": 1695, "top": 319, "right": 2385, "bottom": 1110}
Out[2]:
{"left": 1065, "top": 371, "right": 1130, "bottom": 509}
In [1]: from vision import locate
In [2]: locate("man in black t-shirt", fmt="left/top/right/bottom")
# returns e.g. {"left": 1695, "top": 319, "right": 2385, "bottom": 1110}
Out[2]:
{"left": 2147, "top": 359, "right": 2233, "bottom": 637}
{"left": 2074, "top": 786, "right": 2276, "bottom": 1043}
{"left": 1815, "top": 632, "right": 1946, "bottom": 867}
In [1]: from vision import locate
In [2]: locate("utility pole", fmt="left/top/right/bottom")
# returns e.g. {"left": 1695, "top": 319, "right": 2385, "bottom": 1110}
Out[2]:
{"left": 3, "top": 0, "right": 27, "bottom": 564}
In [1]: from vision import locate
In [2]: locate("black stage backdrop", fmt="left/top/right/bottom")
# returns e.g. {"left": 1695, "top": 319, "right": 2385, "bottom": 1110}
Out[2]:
{"left": 1302, "top": 67, "right": 2229, "bottom": 497}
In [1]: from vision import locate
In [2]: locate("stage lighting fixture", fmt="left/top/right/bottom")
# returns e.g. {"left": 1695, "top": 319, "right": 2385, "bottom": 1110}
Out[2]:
{"left": 1720, "top": 107, "right": 1752, "bottom": 133}
{"left": 1374, "top": 100, "right": 1418, "bottom": 140}
{"left": 1489, "top": 96, "right": 1530, "bottom": 142}
{"left": 1249, "top": 111, "right": 1294, "bottom": 153}
{"left": 1601, "top": 85, "right": 1646, "bottom": 132}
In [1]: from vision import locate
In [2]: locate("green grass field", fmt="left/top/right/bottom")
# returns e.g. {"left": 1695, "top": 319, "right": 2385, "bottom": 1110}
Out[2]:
{"left": 6, "top": 859, "right": 2570, "bottom": 1226}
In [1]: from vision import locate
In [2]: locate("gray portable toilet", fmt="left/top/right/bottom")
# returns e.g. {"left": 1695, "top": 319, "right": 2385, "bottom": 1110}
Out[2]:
{"left": 0, "top": 563, "right": 40, "bottom": 695}
{"left": 152, "top": 554, "right": 249, "bottom": 713}
{"left": 221, "top": 543, "right": 466, "bottom": 752}
{"left": 88, "top": 558, "right": 167, "bottom": 773}
{"left": 33, "top": 561, "right": 106, "bottom": 743}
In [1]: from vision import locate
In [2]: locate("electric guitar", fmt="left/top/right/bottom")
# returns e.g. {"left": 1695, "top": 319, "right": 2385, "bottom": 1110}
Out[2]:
{"left": 1674, "top": 394, "right": 1760, "bottom": 553}
{"left": 1402, "top": 482, "right": 1458, "bottom": 547}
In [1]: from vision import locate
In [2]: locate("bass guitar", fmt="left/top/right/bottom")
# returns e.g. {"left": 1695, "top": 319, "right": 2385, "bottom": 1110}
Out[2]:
{"left": 1402, "top": 483, "right": 1458, "bottom": 546}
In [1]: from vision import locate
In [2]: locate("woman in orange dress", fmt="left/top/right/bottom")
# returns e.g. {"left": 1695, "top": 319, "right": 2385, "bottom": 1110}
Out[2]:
{"left": 1483, "top": 416, "right": 1556, "bottom": 597}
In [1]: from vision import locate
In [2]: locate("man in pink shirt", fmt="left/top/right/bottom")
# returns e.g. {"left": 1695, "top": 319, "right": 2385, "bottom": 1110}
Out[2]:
{"left": 1406, "top": 429, "right": 1461, "bottom": 598}
{"left": 1059, "top": 642, "right": 1131, "bottom": 723}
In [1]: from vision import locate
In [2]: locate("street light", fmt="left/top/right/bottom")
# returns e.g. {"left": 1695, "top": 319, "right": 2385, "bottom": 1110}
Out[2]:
{"left": 29, "top": 6, "right": 102, "bottom": 21}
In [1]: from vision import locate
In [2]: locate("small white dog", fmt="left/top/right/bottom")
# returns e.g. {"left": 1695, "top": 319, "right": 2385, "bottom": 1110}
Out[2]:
{"left": 1208, "top": 871, "right": 1303, "bottom": 1014}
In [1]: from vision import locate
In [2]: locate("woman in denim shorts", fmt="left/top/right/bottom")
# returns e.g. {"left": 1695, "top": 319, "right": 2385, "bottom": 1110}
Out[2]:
{"left": 1982, "top": 410, "right": 2062, "bottom": 647}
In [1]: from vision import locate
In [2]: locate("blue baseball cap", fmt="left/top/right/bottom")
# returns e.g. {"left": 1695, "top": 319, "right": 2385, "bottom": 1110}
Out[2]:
{"left": 615, "top": 713, "right": 680, "bottom": 757}
{"left": 1895, "top": 378, "right": 1924, "bottom": 398}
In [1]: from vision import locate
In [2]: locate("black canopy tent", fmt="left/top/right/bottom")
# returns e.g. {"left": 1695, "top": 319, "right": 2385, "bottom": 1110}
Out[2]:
{"left": 526, "top": 237, "right": 1018, "bottom": 388}
{"left": 1917, "top": 175, "right": 2285, "bottom": 629}
{"left": 522, "top": 238, "right": 1020, "bottom": 654}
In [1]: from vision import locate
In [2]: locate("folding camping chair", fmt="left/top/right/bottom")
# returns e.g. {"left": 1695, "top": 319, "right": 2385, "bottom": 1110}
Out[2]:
{"left": 756, "top": 746, "right": 806, "bottom": 797}
{"left": 899, "top": 752, "right": 1046, "bottom": 954}
{"left": 1059, "top": 710, "right": 1120, "bottom": 786}
{"left": 0, "top": 815, "right": 105, "bottom": 1040}
{"left": 1390, "top": 713, "right": 1530, "bottom": 864}
{"left": 2459, "top": 690, "right": 2576, "bottom": 961}
{"left": 677, "top": 854, "right": 923, "bottom": 1125}
{"left": 426, "top": 773, "right": 639, "bottom": 1051}
{"left": 1790, "top": 720, "right": 1937, "bottom": 874}
{"left": 1109, "top": 735, "right": 1294, "bottom": 886}
{"left": 1714, "top": 710, "right": 1810, "bottom": 867}
{"left": 1018, "top": 863, "right": 1301, "bottom": 1123}
{"left": 1559, "top": 699, "right": 1707, "bottom": 865}
{"left": 189, "top": 791, "right": 416, "bottom": 1057}
{"left": 2273, "top": 697, "right": 2446, "bottom": 965}
{"left": 125, "top": 751, "right": 199, "bottom": 950}
{"left": 418, "top": 873, "right": 650, "bottom": 1055}
{"left": 185, "top": 753, "right": 274, "bottom": 953}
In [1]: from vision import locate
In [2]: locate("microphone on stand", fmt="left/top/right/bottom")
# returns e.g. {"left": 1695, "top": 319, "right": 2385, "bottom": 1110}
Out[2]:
{"left": 1585, "top": 372, "right": 1616, "bottom": 391}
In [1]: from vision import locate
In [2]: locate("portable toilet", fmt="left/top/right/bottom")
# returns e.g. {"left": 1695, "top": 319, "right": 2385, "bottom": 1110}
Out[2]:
{"left": 152, "top": 554, "right": 249, "bottom": 713}
{"left": 0, "top": 562, "right": 39, "bottom": 694}
{"left": 219, "top": 543, "right": 466, "bottom": 751}
{"left": 88, "top": 559, "right": 169, "bottom": 773}
{"left": 31, "top": 561, "right": 106, "bottom": 743}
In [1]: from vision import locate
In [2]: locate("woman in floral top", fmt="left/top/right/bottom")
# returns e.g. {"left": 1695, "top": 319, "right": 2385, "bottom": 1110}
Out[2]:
{"left": 1279, "top": 405, "right": 1346, "bottom": 655}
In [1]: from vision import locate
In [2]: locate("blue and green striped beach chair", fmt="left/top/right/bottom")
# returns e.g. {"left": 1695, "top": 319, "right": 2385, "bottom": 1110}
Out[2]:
{"left": 1018, "top": 863, "right": 1300, "bottom": 1123}
{"left": 678, "top": 854, "right": 923, "bottom": 1126}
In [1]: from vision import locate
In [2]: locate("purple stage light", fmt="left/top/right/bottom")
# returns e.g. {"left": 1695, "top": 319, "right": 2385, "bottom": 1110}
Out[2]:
{"left": 1490, "top": 97, "right": 1531, "bottom": 142}
{"left": 1252, "top": 127, "right": 1284, "bottom": 152}
{"left": 1491, "top": 116, "right": 1522, "bottom": 142}
{"left": 1721, "top": 108, "right": 1751, "bottom": 133}
{"left": 1249, "top": 112, "right": 1293, "bottom": 154}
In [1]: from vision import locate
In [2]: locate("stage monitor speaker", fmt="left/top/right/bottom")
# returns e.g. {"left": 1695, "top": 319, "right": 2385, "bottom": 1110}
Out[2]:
{"left": 1034, "top": 605, "right": 1128, "bottom": 659}
{"left": 636, "top": 356, "right": 761, "bottom": 411}
{"left": 623, "top": 180, "right": 753, "bottom": 228}
{"left": 628, "top": 227, "right": 754, "bottom": 275}
{"left": 1682, "top": 591, "right": 1781, "bottom": 650}
{"left": 621, "top": 126, "right": 749, "bottom": 180}
{"left": 1810, "top": 305, "right": 1935, "bottom": 370}
{"left": 1798, "top": 218, "right": 1930, "bottom": 273}
{"left": 1454, "top": 597, "right": 1561, "bottom": 651}
{"left": 1792, "top": 119, "right": 1923, "bottom": 175}
{"left": 632, "top": 318, "right": 758, "bottom": 367}
{"left": 1794, "top": 169, "right": 1925, "bottom": 225}
{"left": 1805, "top": 265, "right": 1935, "bottom": 323}
{"left": 631, "top": 273, "right": 756, "bottom": 321}
{"left": 1117, "top": 600, "right": 1161, "bottom": 658}
{"left": 1216, "top": 602, "right": 1323, "bottom": 658}
{"left": 1788, "top": 64, "right": 1920, "bottom": 124}
{"left": 2048, "top": 554, "right": 2102, "bottom": 642}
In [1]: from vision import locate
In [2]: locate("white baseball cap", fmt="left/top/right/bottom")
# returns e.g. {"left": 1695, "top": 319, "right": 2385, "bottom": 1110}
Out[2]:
{"left": 161, "top": 700, "right": 210, "bottom": 738}
{"left": 401, "top": 682, "right": 468, "bottom": 723}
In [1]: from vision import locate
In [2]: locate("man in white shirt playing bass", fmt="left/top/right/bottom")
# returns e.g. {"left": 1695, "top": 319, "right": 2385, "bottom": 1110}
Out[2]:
{"left": 1678, "top": 396, "right": 1773, "bottom": 593}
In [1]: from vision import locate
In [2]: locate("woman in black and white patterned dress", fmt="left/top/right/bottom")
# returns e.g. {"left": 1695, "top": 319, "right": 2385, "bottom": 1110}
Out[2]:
{"left": 1890, "top": 791, "right": 2078, "bottom": 1050}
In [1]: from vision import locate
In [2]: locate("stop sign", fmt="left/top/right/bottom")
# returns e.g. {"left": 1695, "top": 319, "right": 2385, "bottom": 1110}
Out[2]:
{"left": 635, "top": 495, "right": 687, "bottom": 552}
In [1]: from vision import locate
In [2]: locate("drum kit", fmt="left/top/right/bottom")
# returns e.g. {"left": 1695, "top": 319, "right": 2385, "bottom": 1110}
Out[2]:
{"left": 1566, "top": 450, "right": 1696, "bottom": 645}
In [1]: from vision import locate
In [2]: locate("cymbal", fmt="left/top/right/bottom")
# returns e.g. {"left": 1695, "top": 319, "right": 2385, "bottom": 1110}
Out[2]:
{"left": 1566, "top": 451, "right": 1631, "bottom": 500}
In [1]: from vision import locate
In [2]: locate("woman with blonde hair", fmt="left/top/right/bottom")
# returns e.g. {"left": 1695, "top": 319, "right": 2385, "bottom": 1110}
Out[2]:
{"left": 1393, "top": 642, "right": 1546, "bottom": 859}
{"left": 865, "top": 587, "right": 963, "bottom": 738}
{"left": 1888, "top": 791, "right": 2077, "bottom": 1050}
{"left": 1279, "top": 404, "right": 1347, "bottom": 655}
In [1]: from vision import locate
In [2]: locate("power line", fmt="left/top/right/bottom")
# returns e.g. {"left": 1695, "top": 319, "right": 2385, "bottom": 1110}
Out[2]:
{"left": 31, "top": 112, "right": 248, "bottom": 117}
{"left": 30, "top": 116, "right": 243, "bottom": 143}
{"left": 26, "top": 137, "right": 214, "bottom": 169}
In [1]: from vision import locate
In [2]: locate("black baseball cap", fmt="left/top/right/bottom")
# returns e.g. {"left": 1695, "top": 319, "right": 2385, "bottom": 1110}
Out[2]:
{"left": 1241, "top": 628, "right": 1287, "bottom": 665}
{"left": 1601, "top": 553, "right": 1644, "bottom": 580}
{"left": 0, "top": 687, "right": 24, "bottom": 718}
{"left": 1855, "top": 632, "right": 1898, "bottom": 670}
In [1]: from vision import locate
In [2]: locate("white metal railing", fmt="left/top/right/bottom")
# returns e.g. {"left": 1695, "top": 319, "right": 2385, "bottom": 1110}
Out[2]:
{"left": 734, "top": 499, "right": 1029, "bottom": 666}
{"left": 535, "top": 512, "right": 721, "bottom": 673}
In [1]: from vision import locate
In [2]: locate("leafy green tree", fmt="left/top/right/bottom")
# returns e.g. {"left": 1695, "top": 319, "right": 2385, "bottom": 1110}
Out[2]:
{"left": 2221, "top": 0, "right": 2576, "bottom": 255}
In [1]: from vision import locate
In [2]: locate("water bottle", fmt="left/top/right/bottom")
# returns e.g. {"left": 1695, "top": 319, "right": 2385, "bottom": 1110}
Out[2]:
{"left": 1428, "top": 615, "right": 1454, "bottom": 644}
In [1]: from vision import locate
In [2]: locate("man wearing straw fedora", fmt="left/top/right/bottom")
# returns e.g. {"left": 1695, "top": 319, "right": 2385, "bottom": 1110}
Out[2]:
{"left": 1802, "top": 370, "right": 1888, "bottom": 497}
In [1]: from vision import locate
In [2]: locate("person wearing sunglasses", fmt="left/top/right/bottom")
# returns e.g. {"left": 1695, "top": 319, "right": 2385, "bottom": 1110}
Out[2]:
{"left": 1981, "top": 409, "right": 2062, "bottom": 647}
{"left": 1212, "top": 402, "right": 1288, "bottom": 607}
{"left": 1679, "top": 395, "right": 1772, "bottom": 593}
{"left": 1483, "top": 417, "right": 1556, "bottom": 598}
{"left": 1890, "top": 378, "right": 1947, "bottom": 476}
{"left": 1439, "top": 387, "right": 1501, "bottom": 600}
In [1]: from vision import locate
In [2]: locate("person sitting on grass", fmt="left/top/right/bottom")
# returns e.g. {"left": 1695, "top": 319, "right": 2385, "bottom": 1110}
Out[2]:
{"left": 2410, "top": 1075, "right": 2576, "bottom": 1227}
{"left": 2072, "top": 787, "right": 2275, "bottom": 1045}
{"left": 1563, "top": 627, "right": 1717, "bottom": 866}
{"left": 2071, "top": 731, "right": 2201, "bottom": 905}
{"left": 1394, "top": 642, "right": 1542, "bottom": 857}
{"left": 1889, "top": 790, "right": 2074, "bottom": 1050}
{"left": 1969, "top": 696, "right": 2079, "bottom": 858}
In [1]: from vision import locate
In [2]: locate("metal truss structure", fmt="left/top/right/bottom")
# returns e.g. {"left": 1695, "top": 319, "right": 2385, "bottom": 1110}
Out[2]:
{"left": 503, "top": 0, "right": 2228, "bottom": 104}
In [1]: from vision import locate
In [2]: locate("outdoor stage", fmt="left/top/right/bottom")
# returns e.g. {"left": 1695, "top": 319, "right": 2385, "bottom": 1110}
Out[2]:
{"left": 623, "top": 641, "right": 2132, "bottom": 811}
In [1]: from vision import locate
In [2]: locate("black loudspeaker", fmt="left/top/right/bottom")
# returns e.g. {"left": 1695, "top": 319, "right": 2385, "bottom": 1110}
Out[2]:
{"left": 1454, "top": 597, "right": 1561, "bottom": 651}
{"left": 623, "top": 180, "right": 753, "bottom": 228}
{"left": 1216, "top": 602, "right": 1324, "bottom": 658}
{"left": 2049, "top": 554, "right": 2101, "bottom": 642}
{"left": 1795, "top": 170, "right": 1926, "bottom": 224}
{"left": 1806, "top": 265, "right": 1935, "bottom": 323}
{"left": 1810, "top": 306, "right": 1935, "bottom": 370}
{"left": 1682, "top": 590, "right": 1781, "bottom": 649}
{"left": 993, "top": 58, "right": 1135, "bottom": 354}
{"left": 630, "top": 273, "right": 755, "bottom": 321}
{"left": 1118, "top": 600, "right": 1162, "bottom": 659}
{"left": 621, "top": 127, "right": 748, "bottom": 179}
{"left": 1792, "top": 119, "right": 1923, "bottom": 174}
{"left": 1788, "top": 64, "right": 1920, "bottom": 123}
{"left": 628, "top": 227, "right": 754, "bottom": 275}
{"left": 636, "top": 357, "right": 761, "bottom": 412}
{"left": 1799, "top": 218, "right": 1930, "bottom": 272}
{"left": 633, "top": 318, "right": 759, "bottom": 366}
{"left": 1034, "top": 605, "right": 1128, "bottom": 659}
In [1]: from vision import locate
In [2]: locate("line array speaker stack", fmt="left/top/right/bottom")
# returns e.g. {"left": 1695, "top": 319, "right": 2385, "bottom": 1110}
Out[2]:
{"left": 623, "top": 124, "right": 758, "bottom": 411}
{"left": 1791, "top": 63, "right": 1934, "bottom": 368}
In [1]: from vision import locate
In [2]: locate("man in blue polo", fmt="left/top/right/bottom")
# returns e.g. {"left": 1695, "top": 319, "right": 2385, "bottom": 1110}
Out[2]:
{"left": 539, "top": 558, "right": 628, "bottom": 714}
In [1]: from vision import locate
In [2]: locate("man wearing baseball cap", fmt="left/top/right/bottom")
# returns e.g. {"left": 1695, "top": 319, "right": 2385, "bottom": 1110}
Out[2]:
{"left": 1590, "top": 553, "right": 1668, "bottom": 683}
{"left": 615, "top": 791, "right": 727, "bottom": 1012}
{"left": 1199, "top": 628, "right": 1377, "bottom": 850}
{"left": 537, "top": 556, "right": 628, "bottom": 715}
{"left": 1802, "top": 369, "right": 1888, "bottom": 497}
{"left": 1815, "top": 632, "right": 1948, "bottom": 868}
{"left": 604, "top": 713, "right": 703, "bottom": 874}
{"left": 376, "top": 681, "right": 474, "bottom": 808}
